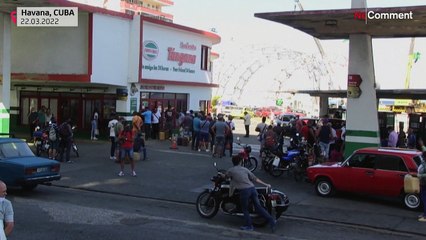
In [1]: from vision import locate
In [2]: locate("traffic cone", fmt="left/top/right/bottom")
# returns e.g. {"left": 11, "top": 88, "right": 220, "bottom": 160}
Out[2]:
{"left": 170, "top": 137, "right": 178, "bottom": 150}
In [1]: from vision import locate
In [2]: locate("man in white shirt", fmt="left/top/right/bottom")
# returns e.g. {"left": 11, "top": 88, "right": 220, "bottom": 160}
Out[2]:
{"left": 243, "top": 112, "right": 251, "bottom": 138}
{"left": 0, "top": 181, "right": 13, "bottom": 240}
{"left": 151, "top": 107, "right": 162, "bottom": 139}
{"left": 108, "top": 114, "right": 119, "bottom": 160}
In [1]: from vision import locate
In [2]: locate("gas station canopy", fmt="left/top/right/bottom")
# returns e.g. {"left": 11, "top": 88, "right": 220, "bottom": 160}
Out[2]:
{"left": 255, "top": 5, "right": 426, "bottom": 39}
{"left": 293, "top": 89, "right": 426, "bottom": 100}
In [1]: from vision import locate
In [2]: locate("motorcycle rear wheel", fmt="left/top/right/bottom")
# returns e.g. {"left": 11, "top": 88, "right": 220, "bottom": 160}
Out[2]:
{"left": 196, "top": 190, "right": 219, "bottom": 218}
{"left": 244, "top": 157, "right": 258, "bottom": 172}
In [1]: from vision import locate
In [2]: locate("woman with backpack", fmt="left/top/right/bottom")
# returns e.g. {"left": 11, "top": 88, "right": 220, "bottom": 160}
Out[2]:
{"left": 48, "top": 118, "right": 59, "bottom": 160}
{"left": 91, "top": 108, "right": 99, "bottom": 140}
{"left": 118, "top": 124, "right": 136, "bottom": 177}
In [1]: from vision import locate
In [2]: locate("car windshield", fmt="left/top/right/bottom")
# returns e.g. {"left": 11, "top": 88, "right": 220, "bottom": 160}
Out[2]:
{"left": 281, "top": 115, "right": 295, "bottom": 121}
{"left": 0, "top": 142, "right": 35, "bottom": 158}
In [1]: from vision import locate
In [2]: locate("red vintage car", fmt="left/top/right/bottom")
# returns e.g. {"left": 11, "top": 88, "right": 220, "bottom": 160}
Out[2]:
{"left": 307, "top": 147, "right": 423, "bottom": 209}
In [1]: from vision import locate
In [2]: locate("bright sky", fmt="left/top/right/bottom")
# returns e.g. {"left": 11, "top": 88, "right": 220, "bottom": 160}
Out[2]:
{"left": 168, "top": 0, "right": 426, "bottom": 106}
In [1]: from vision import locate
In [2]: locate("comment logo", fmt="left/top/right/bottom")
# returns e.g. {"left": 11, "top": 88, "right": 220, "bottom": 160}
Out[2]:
{"left": 10, "top": 11, "right": 17, "bottom": 24}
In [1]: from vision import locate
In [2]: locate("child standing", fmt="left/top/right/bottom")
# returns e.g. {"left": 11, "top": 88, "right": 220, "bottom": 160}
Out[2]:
{"left": 118, "top": 124, "right": 136, "bottom": 177}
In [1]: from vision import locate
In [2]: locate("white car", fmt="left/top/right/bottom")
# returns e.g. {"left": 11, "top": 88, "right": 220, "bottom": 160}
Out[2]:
{"left": 273, "top": 114, "right": 298, "bottom": 126}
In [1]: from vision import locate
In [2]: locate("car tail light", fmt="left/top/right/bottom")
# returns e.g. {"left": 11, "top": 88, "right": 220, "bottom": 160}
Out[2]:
{"left": 25, "top": 168, "right": 37, "bottom": 175}
{"left": 51, "top": 165, "right": 60, "bottom": 172}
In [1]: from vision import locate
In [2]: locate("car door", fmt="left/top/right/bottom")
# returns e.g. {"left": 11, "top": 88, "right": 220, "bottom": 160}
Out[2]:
{"left": 345, "top": 153, "right": 377, "bottom": 194}
{"left": 371, "top": 154, "right": 407, "bottom": 197}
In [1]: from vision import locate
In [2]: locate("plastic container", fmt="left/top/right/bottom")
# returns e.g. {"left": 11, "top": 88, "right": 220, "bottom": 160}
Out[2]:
{"left": 404, "top": 174, "right": 420, "bottom": 193}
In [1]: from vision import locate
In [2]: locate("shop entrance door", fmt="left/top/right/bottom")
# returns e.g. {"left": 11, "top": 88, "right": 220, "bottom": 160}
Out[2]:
{"left": 60, "top": 98, "right": 81, "bottom": 127}
{"left": 84, "top": 99, "right": 101, "bottom": 130}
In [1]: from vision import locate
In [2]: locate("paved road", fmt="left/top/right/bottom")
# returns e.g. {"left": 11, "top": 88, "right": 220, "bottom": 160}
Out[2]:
{"left": 8, "top": 119, "right": 426, "bottom": 239}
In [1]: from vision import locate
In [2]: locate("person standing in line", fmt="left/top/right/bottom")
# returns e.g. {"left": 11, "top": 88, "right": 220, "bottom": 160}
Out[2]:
{"left": 115, "top": 117, "right": 125, "bottom": 162}
{"left": 108, "top": 114, "right": 119, "bottom": 161}
{"left": 192, "top": 113, "right": 201, "bottom": 151}
{"left": 45, "top": 108, "right": 53, "bottom": 126}
{"left": 255, "top": 117, "right": 268, "bottom": 152}
{"left": 118, "top": 124, "right": 136, "bottom": 177}
{"left": 91, "top": 108, "right": 99, "bottom": 140}
{"left": 0, "top": 181, "right": 14, "bottom": 240}
{"left": 151, "top": 107, "right": 161, "bottom": 140}
{"left": 418, "top": 139, "right": 426, "bottom": 152}
{"left": 181, "top": 111, "right": 194, "bottom": 138}
{"left": 28, "top": 107, "right": 39, "bottom": 141}
{"left": 164, "top": 105, "right": 175, "bottom": 138}
{"left": 208, "top": 114, "right": 216, "bottom": 152}
{"left": 38, "top": 106, "right": 46, "bottom": 128}
{"left": 387, "top": 126, "right": 398, "bottom": 148}
{"left": 397, "top": 125, "right": 407, "bottom": 148}
{"left": 59, "top": 119, "right": 73, "bottom": 163}
{"left": 225, "top": 115, "right": 235, "bottom": 157}
{"left": 243, "top": 111, "right": 251, "bottom": 138}
{"left": 132, "top": 111, "right": 143, "bottom": 138}
{"left": 47, "top": 117, "right": 59, "bottom": 160}
{"left": 211, "top": 114, "right": 229, "bottom": 157}
{"left": 407, "top": 128, "right": 416, "bottom": 149}
{"left": 198, "top": 116, "right": 211, "bottom": 152}
{"left": 142, "top": 108, "right": 153, "bottom": 140}
{"left": 222, "top": 155, "right": 276, "bottom": 232}
{"left": 417, "top": 152, "right": 426, "bottom": 222}
{"left": 316, "top": 119, "right": 332, "bottom": 162}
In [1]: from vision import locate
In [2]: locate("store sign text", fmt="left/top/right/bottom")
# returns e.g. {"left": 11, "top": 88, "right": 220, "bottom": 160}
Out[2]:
{"left": 142, "top": 64, "right": 195, "bottom": 74}
{"left": 180, "top": 42, "right": 196, "bottom": 51}
{"left": 167, "top": 47, "right": 196, "bottom": 66}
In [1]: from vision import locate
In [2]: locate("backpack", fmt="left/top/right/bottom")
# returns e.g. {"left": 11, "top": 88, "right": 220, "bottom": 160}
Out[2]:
{"left": 59, "top": 123, "right": 70, "bottom": 138}
{"left": 49, "top": 125, "right": 57, "bottom": 141}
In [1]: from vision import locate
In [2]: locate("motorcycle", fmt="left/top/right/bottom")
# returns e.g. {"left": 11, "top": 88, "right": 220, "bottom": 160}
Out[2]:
{"left": 268, "top": 135, "right": 309, "bottom": 180}
{"left": 235, "top": 137, "right": 258, "bottom": 172}
{"left": 33, "top": 126, "right": 49, "bottom": 157}
{"left": 260, "top": 148, "right": 276, "bottom": 172}
{"left": 196, "top": 163, "right": 289, "bottom": 226}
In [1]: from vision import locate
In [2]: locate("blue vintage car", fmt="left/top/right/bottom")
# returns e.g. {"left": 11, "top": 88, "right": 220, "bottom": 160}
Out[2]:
{"left": 0, "top": 138, "right": 61, "bottom": 190}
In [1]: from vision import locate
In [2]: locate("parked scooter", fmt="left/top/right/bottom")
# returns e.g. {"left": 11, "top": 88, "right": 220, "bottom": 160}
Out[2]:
{"left": 196, "top": 163, "right": 289, "bottom": 226}
{"left": 235, "top": 137, "right": 258, "bottom": 172}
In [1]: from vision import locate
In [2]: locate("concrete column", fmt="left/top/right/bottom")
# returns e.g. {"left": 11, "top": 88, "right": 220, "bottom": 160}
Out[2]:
{"left": 319, "top": 96, "right": 329, "bottom": 117}
{"left": 344, "top": 34, "right": 380, "bottom": 157}
{"left": 1, "top": 13, "right": 11, "bottom": 135}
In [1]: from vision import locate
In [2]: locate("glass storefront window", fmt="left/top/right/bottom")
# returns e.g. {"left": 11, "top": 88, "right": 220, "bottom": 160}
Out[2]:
{"left": 164, "top": 93, "right": 175, "bottom": 99}
{"left": 176, "top": 94, "right": 187, "bottom": 100}
{"left": 150, "top": 93, "right": 163, "bottom": 99}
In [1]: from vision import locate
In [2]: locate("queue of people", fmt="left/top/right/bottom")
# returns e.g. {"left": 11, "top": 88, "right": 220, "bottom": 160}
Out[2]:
{"left": 255, "top": 115, "right": 346, "bottom": 163}
{"left": 29, "top": 109, "right": 75, "bottom": 163}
